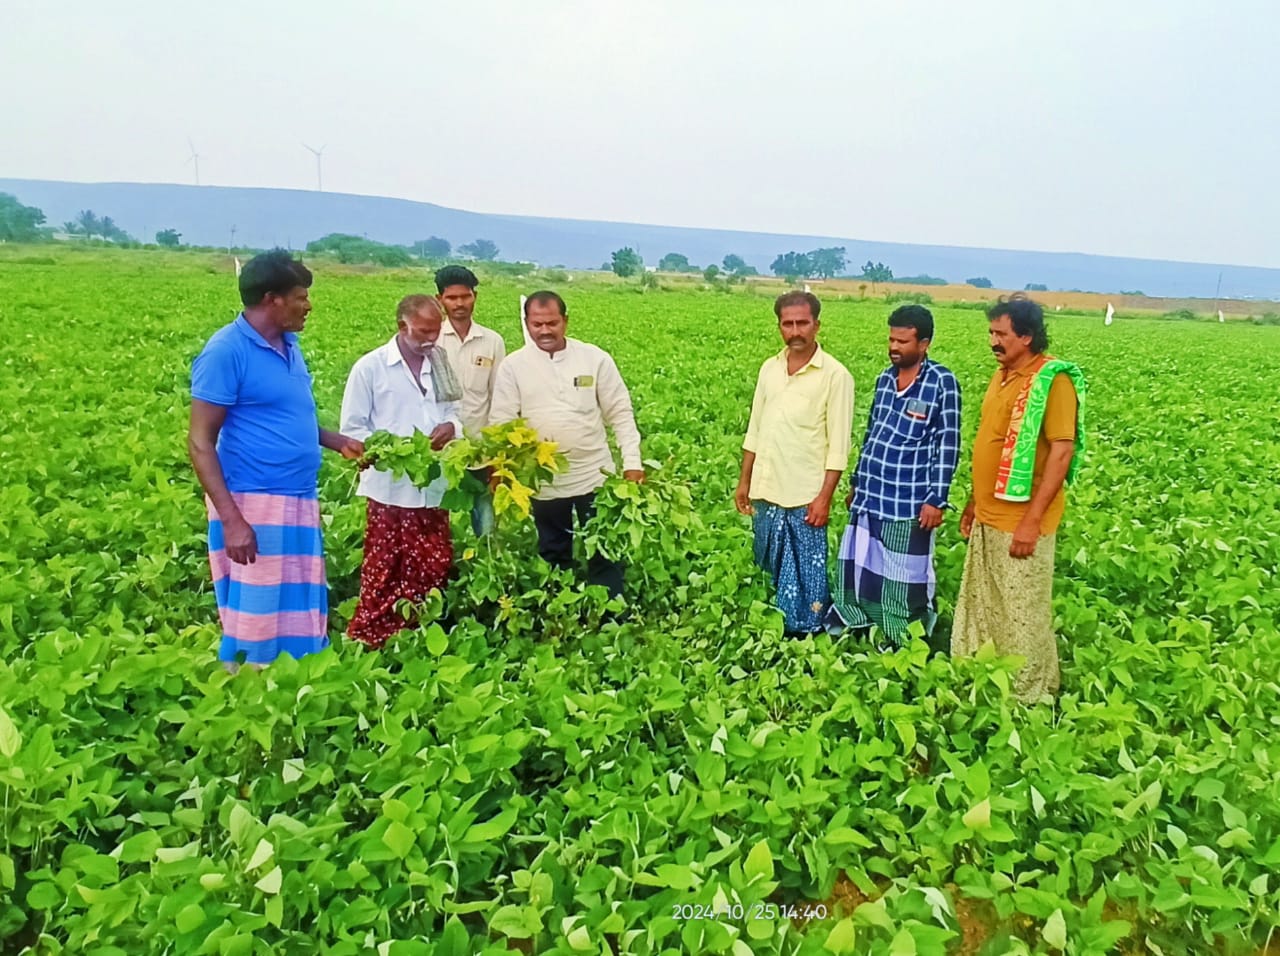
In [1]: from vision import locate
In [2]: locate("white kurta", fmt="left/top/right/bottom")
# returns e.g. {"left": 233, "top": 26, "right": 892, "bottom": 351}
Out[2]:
{"left": 489, "top": 338, "right": 642, "bottom": 499}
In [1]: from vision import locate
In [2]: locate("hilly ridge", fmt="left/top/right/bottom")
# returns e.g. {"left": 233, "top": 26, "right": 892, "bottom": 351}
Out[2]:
{"left": 3, "top": 178, "right": 1278, "bottom": 300}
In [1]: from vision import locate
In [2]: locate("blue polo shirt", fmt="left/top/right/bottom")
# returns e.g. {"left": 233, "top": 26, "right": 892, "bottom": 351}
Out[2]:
{"left": 191, "top": 315, "right": 322, "bottom": 496}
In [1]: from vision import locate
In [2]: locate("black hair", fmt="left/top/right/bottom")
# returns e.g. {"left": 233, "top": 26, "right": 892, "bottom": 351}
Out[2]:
{"left": 524, "top": 290, "right": 567, "bottom": 317}
{"left": 434, "top": 265, "right": 480, "bottom": 293}
{"left": 773, "top": 290, "right": 821, "bottom": 320}
{"left": 888, "top": 303, "right": 934, "bottom": 342}
{"left": 239, "top": 249, "right": 312, "bottom": 307}
{"left": 987, "top": 293, "right": 1048, "bottom": 353}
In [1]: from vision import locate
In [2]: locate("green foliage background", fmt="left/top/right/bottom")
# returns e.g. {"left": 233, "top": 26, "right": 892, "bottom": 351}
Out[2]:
{"left": 1, "top": 247, "right": 1278, "bottom": 954}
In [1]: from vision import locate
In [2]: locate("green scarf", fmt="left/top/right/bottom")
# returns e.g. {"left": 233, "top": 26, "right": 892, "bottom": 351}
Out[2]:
{"left": 993, "top": 358, "right": 1087, "bottom": 502}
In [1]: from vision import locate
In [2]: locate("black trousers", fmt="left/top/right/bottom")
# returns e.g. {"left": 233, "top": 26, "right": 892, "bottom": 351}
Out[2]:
{"left": 530, "top": 492, "right": 624, "bottom": 599}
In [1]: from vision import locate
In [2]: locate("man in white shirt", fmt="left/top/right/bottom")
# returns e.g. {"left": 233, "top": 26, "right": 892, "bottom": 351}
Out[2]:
{"left": 435, "top": 264, "right": 507, "bottom": 535}
{"left": 339, "top": 295, "right": 464, "bottom": 647}
{"left": 489, "top": 290, "right": 643, "bottom": 598}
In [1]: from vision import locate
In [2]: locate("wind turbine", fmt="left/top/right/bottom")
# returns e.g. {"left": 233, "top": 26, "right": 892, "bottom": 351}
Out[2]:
{"left": 302, "top": 143, "right": 326, "bottom": 191}
{"left": 186, "top": 139, "right": 201, "bottom": 186}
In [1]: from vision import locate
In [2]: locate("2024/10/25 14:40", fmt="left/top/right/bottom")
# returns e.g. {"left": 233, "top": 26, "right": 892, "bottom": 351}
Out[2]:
{"left": 671, "top": 902, "right": 830, "bottom": 921}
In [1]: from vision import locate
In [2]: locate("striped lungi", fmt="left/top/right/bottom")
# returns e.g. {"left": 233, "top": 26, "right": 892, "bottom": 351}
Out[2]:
{"left": 752, "top": 501, "right": 830, "bottom": 634}
{"left": 207, "top": 492, "right": 329, "bottom": 664}
{"left": 829, "top": 512, "right": 937, "bottom": 648}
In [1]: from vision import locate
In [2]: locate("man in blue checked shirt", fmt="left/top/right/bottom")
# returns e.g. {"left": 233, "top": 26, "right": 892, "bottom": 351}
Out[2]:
{"left": 827, "top": 304, "right": 961, "bottom": 647}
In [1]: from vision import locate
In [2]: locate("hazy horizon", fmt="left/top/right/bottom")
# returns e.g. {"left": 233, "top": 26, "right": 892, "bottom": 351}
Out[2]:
{"left": 4, "top": 1, "right": 1277, "bottom": 269}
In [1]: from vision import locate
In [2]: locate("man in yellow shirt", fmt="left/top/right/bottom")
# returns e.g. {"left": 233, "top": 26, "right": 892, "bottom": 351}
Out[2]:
{"left": 952, "top": 294, "right": 1086, "bottom": 702}
{"left": 735, "top": 291, "right": 854, "bottom": 634}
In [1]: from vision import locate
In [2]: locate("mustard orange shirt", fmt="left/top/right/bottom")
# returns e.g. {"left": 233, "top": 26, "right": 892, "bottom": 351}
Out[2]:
{"left": 971, "top": 363, "right": 1078, "bottom": 535}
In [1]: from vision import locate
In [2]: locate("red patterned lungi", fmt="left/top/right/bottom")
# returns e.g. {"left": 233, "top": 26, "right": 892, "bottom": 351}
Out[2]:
{"left": 348, "top": 500, "right": 453, "bottom": 647}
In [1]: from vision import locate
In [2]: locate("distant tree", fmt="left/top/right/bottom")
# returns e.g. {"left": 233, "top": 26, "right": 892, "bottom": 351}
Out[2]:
{"left": 1119, "top": 289, "right": 1145, "bottom": 296}
{"left": 76, "top": 209, "right": 101, "bottom": 240}
{"left": 458, "top": 238, "right": 499, "bottom": 261}
{"left": 62, "top": 220, "right": 81, "bottom": 236}
{"left": 414, "top": 236, "right": 451, "bottom": 258}
{"left": 371, "top": 245, "right": 413, "bottom": 267}
{"left": 0, "top": 193, "right": 47, "bottom": 242}
{"left": 771, "top": 251, "right": 813, "bottom": 278}
{"left": 1024, "top": 283, "right": 1048, "bottom": 292}
{"left": 99, "top": 216, "right": 132, "bottom": 242}
{"left": 966, "top": 276, "right": 993, "bottom": 288}
{"left": 306, "top": 232, "right": 414, "bottom": 266}
{"left": 658, "top": 252, "right": 692, "bottom": 272}
{"left": 600, "top": 262, "right": 612, "bottom": 272}
{"left": 721, "top": 254, "right": 759, "bottom": 277}
{"left": 895, "top": 274, "right": 948, "bottom": 286}
{"left": 703, "top": 264, "right": 721, "bottom": 281}
{"left": 809, "top": 246, "right": 847, "bottom": 279}
{"left": 155, "top": 228, "right": 182, "bottom": 247}
{"left": 860, "top": 260, "right": 893, "bottom": 290}
{"left": 611, "top": 247, "right": 643, "bottom": 278}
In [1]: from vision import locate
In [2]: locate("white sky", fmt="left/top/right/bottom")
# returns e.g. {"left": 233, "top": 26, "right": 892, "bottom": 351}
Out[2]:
{"left": 3, "top": 0, "right": 1277, "bottom": 267}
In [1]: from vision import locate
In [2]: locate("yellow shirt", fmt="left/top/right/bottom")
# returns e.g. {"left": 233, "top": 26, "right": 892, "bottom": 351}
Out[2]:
{"left": 743, "top": 346, "right": 854, "bottom": 509}
{"left": 439, "top": 320, "right": 507, "bottom": 436}
{"left": 971, "top": 363, "right": 1078, "bottom": 535}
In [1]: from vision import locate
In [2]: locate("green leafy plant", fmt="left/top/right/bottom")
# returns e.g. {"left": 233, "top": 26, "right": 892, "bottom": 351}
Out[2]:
{"left": 1, "top": 250, "right": 1278, "bottom": 954}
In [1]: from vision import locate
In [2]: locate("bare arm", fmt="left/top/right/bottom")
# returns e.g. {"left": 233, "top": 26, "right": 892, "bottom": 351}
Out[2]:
{"left": 806, "top": 468, "right": 843, "bottom": 527}
{"left": 320, "top": 428, "right": 364, "bottom": 459}
{"left": 188, "top": 399, "right": 257, "bottom": 564}
{"left": 735, "top": 450, "right": 757, "bottom": 515}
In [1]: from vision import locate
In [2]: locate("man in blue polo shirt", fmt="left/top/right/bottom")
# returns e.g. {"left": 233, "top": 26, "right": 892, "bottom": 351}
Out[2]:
{"left": 188, "top": 249, "right": 363, "bottom": 667}
{"left": 828, "top": 304, "right": 961, "bottom": 648}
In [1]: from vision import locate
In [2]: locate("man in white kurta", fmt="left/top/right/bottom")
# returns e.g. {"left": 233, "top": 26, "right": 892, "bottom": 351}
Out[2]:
{"left": 489, "top": 290, "right": 643, "bottom": 598}
{"left": 339, "top": 295, "right": 463, "bottom": 647}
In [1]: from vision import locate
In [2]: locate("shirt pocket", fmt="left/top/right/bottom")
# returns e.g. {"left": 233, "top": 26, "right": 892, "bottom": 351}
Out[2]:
{"left": 465, "top": 356, "right": 493, "bottom": 392}
{"left": 896, "top": 400, "right": 932, "bottom": 442}
{"left": 568, "top": 373, "right": 598, "bottom": 412}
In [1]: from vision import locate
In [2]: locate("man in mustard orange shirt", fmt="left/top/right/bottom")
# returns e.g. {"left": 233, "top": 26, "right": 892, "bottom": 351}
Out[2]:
{"left": 952, "top": 295, "right": 1086, "bottom": 701}
{"left": 735, "top": 291, "right": 854, "bottom": 634}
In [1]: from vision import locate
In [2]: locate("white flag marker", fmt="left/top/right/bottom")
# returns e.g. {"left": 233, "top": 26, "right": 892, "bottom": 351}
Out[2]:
{"left": 234, "top": 256, "right": 242, "bottom": 278}
{"left": 803, "top": 283, "right": 811, "bottom": 293}
{"left": 520, "top": 294, "right": 533, "bottom": 346}
{"left": 1104, "top": 302, "right": 1115, "bottom": 326}
{"left": 1218, "top": 310, "right": 1225, "bottom": 323}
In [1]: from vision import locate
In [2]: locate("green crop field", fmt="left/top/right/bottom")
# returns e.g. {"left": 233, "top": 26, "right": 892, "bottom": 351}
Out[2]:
{"left": 1, "top": 248, "right": 1278, "bottom": 955}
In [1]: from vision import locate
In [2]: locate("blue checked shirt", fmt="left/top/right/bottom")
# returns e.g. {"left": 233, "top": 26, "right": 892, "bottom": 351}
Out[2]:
{"left": 850, "top": 359, "right": 962, "bottom": 521}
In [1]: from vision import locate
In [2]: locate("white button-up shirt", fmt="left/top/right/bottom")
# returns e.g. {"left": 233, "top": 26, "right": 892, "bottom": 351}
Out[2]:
{"left": 489, "top": 338, "right": 642, "bottom": 500}
{"left": 340, "top": 337, "right": 464, "bottom": 508}
{"left": 438, "top": 319, "right": 507, "bottom": 436}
